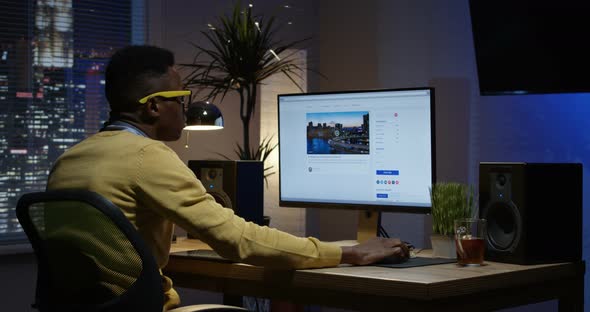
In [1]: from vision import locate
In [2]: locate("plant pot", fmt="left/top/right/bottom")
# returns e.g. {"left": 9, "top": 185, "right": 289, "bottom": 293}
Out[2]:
{"left": 430, "top": 234, "right": 457, "bottom": 259}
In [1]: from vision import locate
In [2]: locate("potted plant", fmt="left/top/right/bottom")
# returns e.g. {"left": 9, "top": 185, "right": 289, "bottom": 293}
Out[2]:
{"left": 181, "top": 1, "right": 308, "bottom": 174}
{"left": 430, "top": 182, "right": 476, "bottom": 258}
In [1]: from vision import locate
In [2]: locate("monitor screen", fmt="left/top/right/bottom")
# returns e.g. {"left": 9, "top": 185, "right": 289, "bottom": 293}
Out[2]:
{"left": 469, "top": 1, "right": 590, "bottom": 95}
{"left": 278, "top": 88, "right": 435, "bottom": 213}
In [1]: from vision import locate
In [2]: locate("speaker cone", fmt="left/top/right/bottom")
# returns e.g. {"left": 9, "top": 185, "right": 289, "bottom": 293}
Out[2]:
{"left": 484, "top": 201, "right": 521, "bottom": 251}
{"left": 209, "top": 191, "right": 233, "bottom": 208}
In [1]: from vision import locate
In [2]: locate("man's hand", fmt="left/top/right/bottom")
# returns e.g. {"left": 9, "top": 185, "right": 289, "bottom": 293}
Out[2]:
{"left": 340, "top": 237, "right": 410, "bottom": 265}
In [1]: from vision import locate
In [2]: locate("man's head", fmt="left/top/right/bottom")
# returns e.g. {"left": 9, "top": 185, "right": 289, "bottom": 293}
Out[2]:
{"left": 105, "top": 45, "right": 187, "bottom": 141}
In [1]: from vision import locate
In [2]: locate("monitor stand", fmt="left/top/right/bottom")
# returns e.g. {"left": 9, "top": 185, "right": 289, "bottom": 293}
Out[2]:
{"left": 357, "top": 210, "right": 381, "bottom": 242}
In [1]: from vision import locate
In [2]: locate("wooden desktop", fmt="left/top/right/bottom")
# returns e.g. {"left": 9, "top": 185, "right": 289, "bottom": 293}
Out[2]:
{"left": 164, "top": 239, "right": 585, "bottom": 311}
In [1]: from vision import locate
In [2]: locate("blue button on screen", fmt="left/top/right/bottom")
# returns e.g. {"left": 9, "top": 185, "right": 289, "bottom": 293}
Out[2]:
{"left": 376, "top": 193, "right": 388, "bottom": 198}
{"left": 376, "top": 170, "right": 399, "bottom": 175}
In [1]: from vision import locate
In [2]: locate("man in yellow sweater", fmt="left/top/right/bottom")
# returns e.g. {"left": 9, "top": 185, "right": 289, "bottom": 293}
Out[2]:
{"left": 47, "top": 45, "right": 409, "bottom": 309}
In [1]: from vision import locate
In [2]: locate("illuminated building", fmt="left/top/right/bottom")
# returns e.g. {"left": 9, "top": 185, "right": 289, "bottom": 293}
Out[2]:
{"left": 0, "top": 0, "right": 135, "bottom": 238}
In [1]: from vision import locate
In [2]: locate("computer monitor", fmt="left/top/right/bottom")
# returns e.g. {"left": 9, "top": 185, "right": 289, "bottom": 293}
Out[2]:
{"left": 278, "top": 87, "right": 436, "bottom": 230}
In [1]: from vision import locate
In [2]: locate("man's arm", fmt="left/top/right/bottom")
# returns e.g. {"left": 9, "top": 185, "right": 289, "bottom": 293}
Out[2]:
{"left": 137, "top": 144, "right": 342, "bottom": 269}
{"left": 340, "top": 237, "right": 410, "bottom": 265}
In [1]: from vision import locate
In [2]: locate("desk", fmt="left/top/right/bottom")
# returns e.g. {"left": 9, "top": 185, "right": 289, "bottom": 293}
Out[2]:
{"left": 165, "top": 240, "right": 585, "bottom": 311}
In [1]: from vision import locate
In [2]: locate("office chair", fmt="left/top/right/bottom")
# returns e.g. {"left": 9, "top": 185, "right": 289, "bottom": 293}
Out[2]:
{"left": 16, "top": 189, "right": 247, "bottom": 312}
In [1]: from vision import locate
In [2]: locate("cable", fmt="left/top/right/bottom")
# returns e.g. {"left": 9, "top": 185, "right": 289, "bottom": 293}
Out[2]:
{"left": 378, "top": 224, "right": 390, "bottom": 238}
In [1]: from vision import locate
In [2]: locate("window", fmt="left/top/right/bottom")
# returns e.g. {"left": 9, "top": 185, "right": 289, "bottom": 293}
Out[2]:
{"left": 0, "top": 0, "right": 145, "bottom": 244}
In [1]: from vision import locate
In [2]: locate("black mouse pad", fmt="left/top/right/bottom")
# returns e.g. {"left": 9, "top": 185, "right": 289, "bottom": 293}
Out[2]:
{"left": 374, "top": 257, "right": 456, "bottom": 268}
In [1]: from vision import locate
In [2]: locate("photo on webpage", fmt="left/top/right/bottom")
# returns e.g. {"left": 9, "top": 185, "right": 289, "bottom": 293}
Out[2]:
{"left": 306, "top": 111, "right": 370, "bottom": 155}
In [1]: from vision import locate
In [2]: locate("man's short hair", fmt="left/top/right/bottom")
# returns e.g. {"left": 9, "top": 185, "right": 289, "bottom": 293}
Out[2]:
{"left": 105, "top": 45, "right": 175, "bottom": 113}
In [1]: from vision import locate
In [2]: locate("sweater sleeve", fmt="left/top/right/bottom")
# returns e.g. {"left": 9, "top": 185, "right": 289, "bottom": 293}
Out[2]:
{"left": 135, "top": 143, "right": 342, "bottom": 269}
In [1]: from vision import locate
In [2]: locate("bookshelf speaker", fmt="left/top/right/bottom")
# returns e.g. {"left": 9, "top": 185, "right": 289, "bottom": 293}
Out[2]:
{"left": 479, "top": 162, "right": 582, "bottom": 264}
{"left": 188, "top": 160, "right": 264, "bottom": 226}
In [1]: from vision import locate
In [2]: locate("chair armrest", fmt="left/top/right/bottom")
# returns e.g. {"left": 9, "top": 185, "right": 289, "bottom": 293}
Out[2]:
{"left": 168, "top": 304, "right": 248, "bottom": 312}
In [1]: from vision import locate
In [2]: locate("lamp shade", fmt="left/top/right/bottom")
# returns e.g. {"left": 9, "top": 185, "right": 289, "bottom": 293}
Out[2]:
{"left": 184, "top": 101, "right": 224, "bottom": 130}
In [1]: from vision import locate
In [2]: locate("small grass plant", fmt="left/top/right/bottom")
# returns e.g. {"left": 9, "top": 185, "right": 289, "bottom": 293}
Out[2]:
{"left": 430, "top": 182, "right": 476, "bottom": 236}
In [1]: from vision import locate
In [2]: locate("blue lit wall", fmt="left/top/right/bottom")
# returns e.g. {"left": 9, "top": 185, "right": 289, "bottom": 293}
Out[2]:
{"left": 476, "top": 93, "right": 590, "bottom": 166}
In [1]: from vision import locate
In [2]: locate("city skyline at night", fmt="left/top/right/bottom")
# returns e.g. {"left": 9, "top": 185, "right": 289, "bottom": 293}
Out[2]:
{"left": 0, "top": 0, "right": 138, "bottom": 240}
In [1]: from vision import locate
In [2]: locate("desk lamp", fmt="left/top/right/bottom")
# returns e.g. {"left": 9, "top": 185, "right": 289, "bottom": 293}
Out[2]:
{"left": 183, "top": 101, "right": 224, "bottom": 148}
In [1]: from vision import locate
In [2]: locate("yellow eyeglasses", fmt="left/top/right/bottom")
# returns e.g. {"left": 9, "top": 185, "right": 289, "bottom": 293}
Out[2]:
{"left": 138, "top": 90, "right": 192, "bottom": 105}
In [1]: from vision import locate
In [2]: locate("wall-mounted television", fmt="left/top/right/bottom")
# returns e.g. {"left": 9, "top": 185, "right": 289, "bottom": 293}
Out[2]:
{"left": 469, "top": 1, "right": 590, "bottom": 95}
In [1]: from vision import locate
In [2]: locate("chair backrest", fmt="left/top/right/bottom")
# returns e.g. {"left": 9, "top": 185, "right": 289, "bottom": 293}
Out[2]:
{"left": 16, "top": 190, "right": 164, "bottom": 312}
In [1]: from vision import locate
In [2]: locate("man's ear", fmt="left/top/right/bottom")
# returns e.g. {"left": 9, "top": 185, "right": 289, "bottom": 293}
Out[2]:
{"left": 137, "top": 98, "right": 160, "bottom": 123}
{"left": 145, "top": 98, "right": 160, "bottom": 117}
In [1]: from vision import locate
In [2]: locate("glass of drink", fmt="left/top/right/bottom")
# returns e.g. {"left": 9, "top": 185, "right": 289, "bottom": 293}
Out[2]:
{"left": 454, "top": 218, "right": 486, "bottom": 266}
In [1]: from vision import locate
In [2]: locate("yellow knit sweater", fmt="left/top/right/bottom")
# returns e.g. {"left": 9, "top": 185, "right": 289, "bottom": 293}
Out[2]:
{"left": 47, "top": 131, "right": 342, "bottom": 307}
